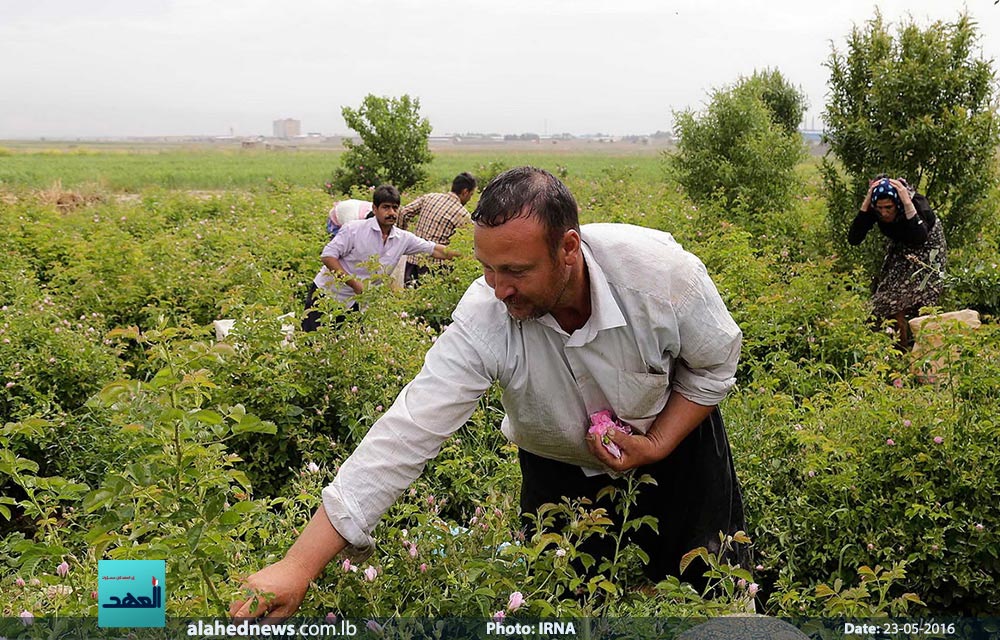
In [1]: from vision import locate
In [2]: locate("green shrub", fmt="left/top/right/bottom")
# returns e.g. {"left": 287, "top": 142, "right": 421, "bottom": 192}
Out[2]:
{"left": 668, "top": 70, "right": 807, "bottom": 217}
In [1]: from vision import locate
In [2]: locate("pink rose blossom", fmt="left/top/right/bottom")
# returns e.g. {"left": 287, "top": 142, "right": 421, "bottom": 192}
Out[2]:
{"left": 375, "top": 405, "right": 383, "bottom": 412}
{"left": 975, "top": 523, "right": 985, "bottom": 532}
{"left": 587, "top": 410, "right": 632, "bottom": 459}
{"left": 342, "top": 559, "right": 353, "bottom": 572}
{"left": 892, "top": 378, "right": 903, "bottom": 388}
{"left": 902, "top": 419, "right": 912, "bottom": 427}
{"left": 886, "top": 438, "right": 896, "bottom": 446}
{"left": 351, "top": 386, "right": 358, "bottom": 393}
{"left": 20, "top": 610, "right": 34, "bottom": 625}
{"left": 419, "top": 563, "right": 428, "bottom": 573}
{"left": 748, "top": 583, "right": 760, "bottom": 596}
{"left": 555, "top": 549, "right": 566, "bottom": 557}
{"left": 755, "top": 564, "right": 764, "bottom": 571}
{"left": 492, "top": 611, "right": 506, "bottom": 622}
{"left": 306, "top": 462, "right": 320, "bottom": 473}
{"left": 408, "top": 544, "right": 418, "bottom": 558}
{"left": 737, "top": 578, "right": 747, "bottom": 589}
{"left": 365, "top": 620, "right": 382, "bottom": 635}
{"left": 507, "top": 591, "right": 525, "bottom": 612}
{"left": 16, "top": 577, "right": 25, "bottom": 587}
{"left": 57, "top": 561, "right": 70, "bottom": 577}
{"left": 933, "top": 436, "right": 944, "bottom": 444}
{"left": 325, "top": 613, "right": 337, "bottom": 623}
{"left": 363, "top": 565, "right": 378, "bottom": 582}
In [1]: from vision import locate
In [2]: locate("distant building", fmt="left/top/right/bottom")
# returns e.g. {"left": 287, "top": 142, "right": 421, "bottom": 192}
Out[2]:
{"left": 273, "top": 118, "right": 301, "bottom": 139}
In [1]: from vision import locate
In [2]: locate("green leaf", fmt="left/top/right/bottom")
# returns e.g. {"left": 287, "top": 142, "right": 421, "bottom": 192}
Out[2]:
{"left": 815, "top": 583, "right": 837, "bottom": 598}
{"left": 187, "top": 522, "right": 205, "bottom": 552}
{"left": 203, "top": 493, "right": 226, "bottom": 521}
{"left": 679, "top": 547, "right": 710, "bottom": 576}
{"left": 0, "top": 449, "right": 40, "bottom": 476}
{"left": 231, "top": 414, "right": 276, "bottom": 435}
{"left": 2, "top": 418, "right": 51, "bottom": 438}
{"left": 83, "top": 487, "right": 118, "bottom": 513}
{"left": 598, "top": 579, "right": 618, "bottom": 595}
{"left": 193, "top": 409, "right": 224, "bottom": 425}
{"left": 212, "top": 342, "right": 237, "bottom": 357}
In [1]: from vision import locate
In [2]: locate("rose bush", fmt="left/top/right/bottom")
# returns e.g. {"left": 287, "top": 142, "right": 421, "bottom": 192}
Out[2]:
{"left": 2, "top": 155, "right": 998, "bottom": 618}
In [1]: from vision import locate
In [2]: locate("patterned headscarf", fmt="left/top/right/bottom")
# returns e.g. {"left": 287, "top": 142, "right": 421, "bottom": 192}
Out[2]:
{"left": 871, "top": 178, "right": 903, "bottom": 212}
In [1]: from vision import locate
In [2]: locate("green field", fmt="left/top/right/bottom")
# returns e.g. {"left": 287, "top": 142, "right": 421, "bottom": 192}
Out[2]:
{"left": 0, "top": 144, "right": 668, "bottom": 192}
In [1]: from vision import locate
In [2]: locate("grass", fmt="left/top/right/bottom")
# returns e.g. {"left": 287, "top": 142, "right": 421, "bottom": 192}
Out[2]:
{"left": 0, "top": 144, "right": 669, "bottom": 193}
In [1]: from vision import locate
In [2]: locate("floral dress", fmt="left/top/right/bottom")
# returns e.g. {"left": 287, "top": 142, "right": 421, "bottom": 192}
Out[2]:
{"left": 847, "top": 193, "right": 947, "bottom": 317}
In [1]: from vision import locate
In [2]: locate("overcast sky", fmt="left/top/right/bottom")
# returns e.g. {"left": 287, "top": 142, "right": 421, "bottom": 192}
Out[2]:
{"left": 1, "top": 0, "right": 998, "bottom": 138}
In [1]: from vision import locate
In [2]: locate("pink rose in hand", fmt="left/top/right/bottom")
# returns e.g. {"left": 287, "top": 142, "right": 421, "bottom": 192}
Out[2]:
{"left": 587, "top": 410, "right": 632, "bottom": 459}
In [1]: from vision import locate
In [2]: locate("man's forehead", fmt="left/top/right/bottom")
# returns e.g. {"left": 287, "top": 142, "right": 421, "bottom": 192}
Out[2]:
{"left": 472, "top": 251, "right": 536, "bottom": 269}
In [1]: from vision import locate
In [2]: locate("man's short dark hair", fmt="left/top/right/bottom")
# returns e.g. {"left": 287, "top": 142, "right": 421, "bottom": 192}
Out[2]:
{"left": 451, "top": 172, "right": 477, "bottom": 194}
{"left": 471, "top": 167, "right": 579, "bottom": 258}
{"left": 373, "top": 185, "right": 401, "bottom": 207}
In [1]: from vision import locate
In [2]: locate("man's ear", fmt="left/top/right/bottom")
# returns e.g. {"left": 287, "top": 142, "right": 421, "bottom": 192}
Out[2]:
{"left": 562, "top": 229, "right": 581, "bottom": 265}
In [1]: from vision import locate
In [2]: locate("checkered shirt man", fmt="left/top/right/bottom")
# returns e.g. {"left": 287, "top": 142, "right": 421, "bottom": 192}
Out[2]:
{"left": 399, "top": 192, "right": 470, "bottom": 267}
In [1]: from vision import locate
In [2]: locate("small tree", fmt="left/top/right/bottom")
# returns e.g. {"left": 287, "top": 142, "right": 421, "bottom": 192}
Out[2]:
{"left": 822, "top": 11, "right": 999, "bottom": 263}
{"left": 329, "top": 94, "right": 433, "bottom": 194}
{"left": 668, "top": 69, "right": 807, "bottom": 215}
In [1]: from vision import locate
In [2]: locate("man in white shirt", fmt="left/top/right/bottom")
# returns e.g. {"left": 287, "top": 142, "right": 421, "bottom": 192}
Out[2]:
{"left": 233, "top": 167, "right": 746, "bottom": 617}
{"left": 302, "top": 185, "right": 459, "bottom": 331}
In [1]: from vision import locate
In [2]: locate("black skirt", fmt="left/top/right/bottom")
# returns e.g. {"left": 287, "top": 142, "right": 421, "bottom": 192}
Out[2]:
{"left": 518, "top": 407, "right": 748, "bottom": 588}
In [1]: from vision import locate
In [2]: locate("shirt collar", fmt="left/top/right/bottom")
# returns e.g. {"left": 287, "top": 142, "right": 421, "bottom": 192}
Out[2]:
{"left": 537, "top": 240, "right": 627, "bottom": 344}
{"left": 364, "top": 215, "right": 399, "bottom": 239}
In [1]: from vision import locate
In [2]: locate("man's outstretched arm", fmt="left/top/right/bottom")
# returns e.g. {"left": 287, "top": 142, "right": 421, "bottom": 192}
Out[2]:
{"left": 229, "top": 509, "right": 345, "bottom": 618}
{"left": 430, "top": 243, "right": 460, "bottom": 260}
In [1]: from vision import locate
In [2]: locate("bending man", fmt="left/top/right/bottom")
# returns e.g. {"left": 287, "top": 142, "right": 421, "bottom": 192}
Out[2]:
{"left": 233, "top": 167, "right": 746, "bottom": 616}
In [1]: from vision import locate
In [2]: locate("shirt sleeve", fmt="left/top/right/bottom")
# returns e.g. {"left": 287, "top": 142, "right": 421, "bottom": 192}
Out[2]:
{"left": 399, "top": 229, "right": 437, "bottom": 256}
{"left": 321, "top": 225, "right": 353, "bottom": 259}
{"left": 666, "top": 258, "right": 742, "bottom": 406}
{"left": 321, "top": 320, "right": 496, "bottom": 560}
{"left": 848, "top": 210, "right": 877, "bottom": 246}
{"left": 896, "top": 212, "right": 929, "bottom": 247}
{"left": 398, "top": 197, "right": 423, "bottom": 230}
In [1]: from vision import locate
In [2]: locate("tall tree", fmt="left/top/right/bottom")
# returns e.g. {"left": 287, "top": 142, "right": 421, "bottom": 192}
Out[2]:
{"left": 329, "top": 94, "right": 433, "bottom": 194}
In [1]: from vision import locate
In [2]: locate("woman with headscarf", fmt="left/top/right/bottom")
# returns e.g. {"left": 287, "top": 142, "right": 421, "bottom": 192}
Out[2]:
{"left": 848, "top": 176, "right": 947, "bottom": 349}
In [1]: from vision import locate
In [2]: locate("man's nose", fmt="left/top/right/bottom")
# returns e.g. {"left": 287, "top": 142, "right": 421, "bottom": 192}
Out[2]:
{"left": 488, "top": 273, "right": 514, "bottom": 300}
